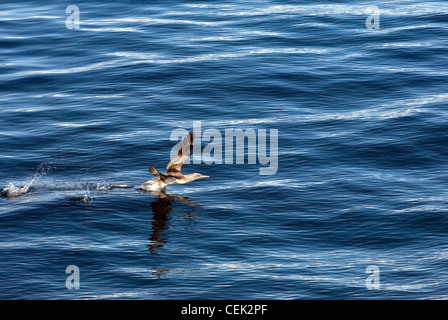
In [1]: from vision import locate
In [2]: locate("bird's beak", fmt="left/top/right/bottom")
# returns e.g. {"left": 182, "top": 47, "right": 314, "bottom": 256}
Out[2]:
{"left": 200, "top": 175, "right": 210, "bottom": 179}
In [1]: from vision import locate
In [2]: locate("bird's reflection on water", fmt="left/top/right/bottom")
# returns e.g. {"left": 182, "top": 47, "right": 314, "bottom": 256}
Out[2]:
{"left": 146, "top": 189, "right": 201, "bottom": 252}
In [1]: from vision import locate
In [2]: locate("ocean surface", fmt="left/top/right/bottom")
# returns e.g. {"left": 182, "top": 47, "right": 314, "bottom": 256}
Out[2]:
{"left": 1, "top": 0, "right": 447, "bottom": 300}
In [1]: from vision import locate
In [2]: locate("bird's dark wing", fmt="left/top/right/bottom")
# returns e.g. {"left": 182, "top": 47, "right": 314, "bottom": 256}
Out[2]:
{"left": 166, "top": 131, "right": 194, "bottom": 174}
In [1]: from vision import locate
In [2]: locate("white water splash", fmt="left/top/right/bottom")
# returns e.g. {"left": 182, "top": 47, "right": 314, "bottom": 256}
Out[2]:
{"left": 1, "top": 182, "right": 31, "bottom": 198}
{"left": 1, "top": 163, "right": 50, "bottom": 198}
{"left": 93, "top": 182, "right": 134, "bottom": 191}
{"left": 72, "top": 182, "right": 133, "bottom": 203}
{"left": 80, "top": 184, "right": 94, "bottom": 202}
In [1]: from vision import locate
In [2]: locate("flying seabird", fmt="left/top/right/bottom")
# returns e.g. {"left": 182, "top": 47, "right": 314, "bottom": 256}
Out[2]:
{"left": 141, "top": 131, "right": 209, "bottom": 191}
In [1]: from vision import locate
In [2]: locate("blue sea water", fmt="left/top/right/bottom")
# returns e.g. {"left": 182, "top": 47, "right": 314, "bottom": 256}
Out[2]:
{"left": 0, "top": 0, "right": 448, "bottom": 299}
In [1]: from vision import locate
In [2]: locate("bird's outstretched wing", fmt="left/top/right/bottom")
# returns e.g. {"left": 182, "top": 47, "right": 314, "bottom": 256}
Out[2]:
{"left": 166, "top": 131, "right": 194, "bottom": 174}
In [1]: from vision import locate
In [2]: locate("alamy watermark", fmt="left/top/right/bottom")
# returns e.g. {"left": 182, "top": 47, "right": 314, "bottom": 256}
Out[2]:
{"left": 365, "top": 265, "right": 380, "bottom": 290}
{"left": 366, "top": 5, "right": 380, "bottom": 30}
{"left": 170, "top": 121, "right": 278, "bottom": 175}
{"left": 66, "top": 265, "right": 80, "bottom": 289}
{"left": 66, "top": 5, "right": 80, "bottom": 30}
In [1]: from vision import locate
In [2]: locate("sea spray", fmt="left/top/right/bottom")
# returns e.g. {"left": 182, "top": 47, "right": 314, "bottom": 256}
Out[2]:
{"left": 1, "top": 162, "right": 52, "bottom": 198}
{"left": 81, "top": 183, "right": 95, "bottom": 202}
{"left": 70, "top": 183, "right": 95, "bottom": 203}
{"left": 1, "top": 182, "right": 31, "bottom": 198}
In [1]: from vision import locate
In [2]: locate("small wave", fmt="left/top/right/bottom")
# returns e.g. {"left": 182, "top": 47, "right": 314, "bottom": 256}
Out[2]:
{"left": 81, "top": 27, "right": 144, "bottom": 33}
{"left": 69, "top": 195, "right": 95, "bottom": 203}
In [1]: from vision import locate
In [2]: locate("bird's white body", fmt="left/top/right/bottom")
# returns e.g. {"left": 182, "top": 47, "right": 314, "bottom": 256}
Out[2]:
{"left": 139, "top": 180, "right": 166, "bottom": 191}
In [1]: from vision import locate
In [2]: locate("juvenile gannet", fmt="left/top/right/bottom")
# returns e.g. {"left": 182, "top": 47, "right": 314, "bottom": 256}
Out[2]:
{"left": 141, "top": 131, "right": 209, "bottom": 191}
